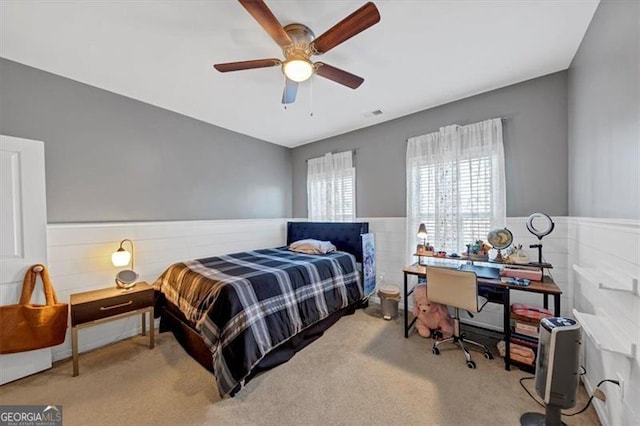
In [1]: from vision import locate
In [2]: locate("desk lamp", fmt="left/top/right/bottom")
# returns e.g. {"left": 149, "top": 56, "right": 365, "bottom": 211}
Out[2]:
{"left": 416, "top": 223, "right": 432, "bottom": 256}
{"left": 112, "top": 239, "right": 138, "bottom": 289}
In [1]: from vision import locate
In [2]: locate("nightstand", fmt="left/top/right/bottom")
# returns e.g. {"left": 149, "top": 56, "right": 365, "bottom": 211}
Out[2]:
{"left": 70, "top": 282, "right": 154, "bottom": 376}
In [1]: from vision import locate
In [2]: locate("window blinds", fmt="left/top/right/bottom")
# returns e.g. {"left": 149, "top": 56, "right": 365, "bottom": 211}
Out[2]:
{"left": 307, "top": 151, "right": 355, "bottom": 222}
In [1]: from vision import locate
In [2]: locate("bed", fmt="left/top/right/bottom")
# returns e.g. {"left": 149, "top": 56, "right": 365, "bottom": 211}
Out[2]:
{"left": 153, "top": 221, "right": 370, "bottom": 397}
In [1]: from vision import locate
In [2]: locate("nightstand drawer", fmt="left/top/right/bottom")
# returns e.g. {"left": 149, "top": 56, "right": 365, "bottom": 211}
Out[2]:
{"left": 71, "top": 284, "right": 154, "bottom": 326}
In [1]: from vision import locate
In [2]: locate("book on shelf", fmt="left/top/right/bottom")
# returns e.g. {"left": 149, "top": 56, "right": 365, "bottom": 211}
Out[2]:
{"left": 511, "top": 357, "right": 536, "bottom": 367}
{"left": 502, "top": 261, "right": 553, "bottom": 269}
{"left": 511, "top": 311, "right": 547, "bottom": 325}
{"left": 510, "top": 304, "right": 553, "bottom": 324}
{"left": 514, "top": 321, "right": 538, "bottom": 332}
{"left": 514, "top": 326, "right": 539, "bottom": 338}
{"left": 503, "top": 264, "right": 540, "bottom": 271}
{"left": 502, "top": 268, "right": 543, "bottom": 281}
{"left": 510, "top": 331, "right": 539, "bottom": 344}
{"left": 503, "top": 261, "right": 551, "bottom": 269}
{"left": 515, "top": 321, "right": 538, "bottom": 334}
{"left": 510, "top": 336, "right": 539, "bottom": 349}
{"left": 503, "top": 341, "right": 537, "bottom": 367}
{"left": 512, "top": 320, "right": 539, "bottom": 337}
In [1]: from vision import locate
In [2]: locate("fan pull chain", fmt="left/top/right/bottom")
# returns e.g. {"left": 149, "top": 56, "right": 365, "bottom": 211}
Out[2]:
{"left": 309, "top": 79, "right": 312, "bottom": 115}
{"left": 283, "top": 73, "right": 288, "bottom": 110}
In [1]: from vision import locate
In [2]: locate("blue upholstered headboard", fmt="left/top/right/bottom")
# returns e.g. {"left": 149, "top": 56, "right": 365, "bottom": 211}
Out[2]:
{"left": 286, "top": 222, "right": 369, "bottom": 263}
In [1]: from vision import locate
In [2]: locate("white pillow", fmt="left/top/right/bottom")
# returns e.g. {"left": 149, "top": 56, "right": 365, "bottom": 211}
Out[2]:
{"left": 289, "top": 239, "right": 337, "bottom": 254}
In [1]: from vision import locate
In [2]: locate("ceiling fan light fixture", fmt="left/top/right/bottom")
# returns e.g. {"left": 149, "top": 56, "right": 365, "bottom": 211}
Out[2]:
{"left": 283, "top": 57, "right": 313, "bottom": 82}
{"left": 215, "top": 1, "right": 381, "bottom": 103}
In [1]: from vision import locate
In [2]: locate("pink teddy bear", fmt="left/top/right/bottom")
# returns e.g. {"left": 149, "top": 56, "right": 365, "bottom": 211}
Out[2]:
{"left": 413, "top": 284, "right": 454, "bottom": 339}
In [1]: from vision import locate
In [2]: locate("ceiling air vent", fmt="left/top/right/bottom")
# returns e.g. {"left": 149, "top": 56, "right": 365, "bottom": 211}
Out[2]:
{"left": 363, "top": 109, "right": 384, "bottom": 118}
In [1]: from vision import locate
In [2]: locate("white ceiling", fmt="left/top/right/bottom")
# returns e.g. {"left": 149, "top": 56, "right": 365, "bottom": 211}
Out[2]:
{"left": 0, "top": 1, "right": 598, "bottom": 148}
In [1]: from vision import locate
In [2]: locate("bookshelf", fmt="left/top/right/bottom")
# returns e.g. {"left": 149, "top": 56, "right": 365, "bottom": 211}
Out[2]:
{"left": 573, "top": 264, "right": 639, "bottom": 296}
{"left": 571, "top": 264, "right": 638, "bottom": 359}
{"left": 509, "top": 309, "right": 549, "bottom": 370}
{"left": 572, "top": 309, "right": 636, "bottom": 358}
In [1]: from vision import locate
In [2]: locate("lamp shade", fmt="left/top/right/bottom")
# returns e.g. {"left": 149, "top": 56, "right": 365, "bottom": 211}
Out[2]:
{"left": 112, "top": 248, "right": 131, "bottom": 267}
{"left": 417, "top": 223, "right": 428, "bottom": 240}
{"left": 283, "top": 57, "right": 313, "bottom": 82}
{"left": 112, "top": 239, "right": 137, "bottom": 289}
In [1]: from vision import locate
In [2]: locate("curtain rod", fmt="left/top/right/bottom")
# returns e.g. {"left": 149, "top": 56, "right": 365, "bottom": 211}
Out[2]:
{"left": 305, "top": 149, "right": 357, "bottom": 163}
{"left": 406, "top": 116, "right": 510, "bottom": 142}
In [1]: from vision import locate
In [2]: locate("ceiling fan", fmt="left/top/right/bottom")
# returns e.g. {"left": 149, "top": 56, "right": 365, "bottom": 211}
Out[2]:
{"left": 214, "top": 0, "right": 380, "bottom": 104}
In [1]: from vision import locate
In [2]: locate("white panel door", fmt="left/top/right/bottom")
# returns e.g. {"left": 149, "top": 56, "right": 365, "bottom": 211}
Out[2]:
{"left": 0, "top": 135, "right": 51, "bottom": 385}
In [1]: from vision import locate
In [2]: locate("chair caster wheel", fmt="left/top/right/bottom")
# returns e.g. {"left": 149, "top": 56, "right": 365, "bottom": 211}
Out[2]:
{"left": 484, "top": 352, "right": 494, "bottom": 360}
{"left": 466, "top": 360, "right": 476, "bottom": 369}
{"left": 432, "top": 347, "right": 440, "bottom": 355}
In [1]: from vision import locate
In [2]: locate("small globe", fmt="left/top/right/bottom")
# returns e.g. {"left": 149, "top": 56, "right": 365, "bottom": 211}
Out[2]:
{"left": 487, "top": 228, "right": 513, "bottom": 250}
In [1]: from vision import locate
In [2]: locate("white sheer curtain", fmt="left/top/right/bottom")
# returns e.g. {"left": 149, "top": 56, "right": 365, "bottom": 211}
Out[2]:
{"left": 406, "top": 118, "right": 506, "bottom": 262}
{"left": 307, "top": 150, "right": 356, "bottom": 222}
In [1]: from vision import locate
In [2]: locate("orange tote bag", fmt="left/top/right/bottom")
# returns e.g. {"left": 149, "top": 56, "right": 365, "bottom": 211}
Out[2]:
{"left": 0, "top": 264, "right": 68, "bottom": 354}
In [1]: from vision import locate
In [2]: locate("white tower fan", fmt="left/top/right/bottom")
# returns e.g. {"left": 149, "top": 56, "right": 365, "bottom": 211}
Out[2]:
{"left": 520, "top": 317, "right": 582, "bottom": 426}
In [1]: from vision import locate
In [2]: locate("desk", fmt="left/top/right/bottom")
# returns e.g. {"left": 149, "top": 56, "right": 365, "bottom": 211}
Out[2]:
{"left": 402, "top": 264, "right": 562, "bottom": 371}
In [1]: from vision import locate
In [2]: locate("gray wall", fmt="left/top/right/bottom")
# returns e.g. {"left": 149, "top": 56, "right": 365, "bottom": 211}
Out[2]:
{"left": 568, "top": 0, "right": 639, "bottom": 219}
{"left": 0, "top": 58, "right": 292, "bottom": 223}
{"left": 292, "top": 72, "right": 569, "bottom": 218}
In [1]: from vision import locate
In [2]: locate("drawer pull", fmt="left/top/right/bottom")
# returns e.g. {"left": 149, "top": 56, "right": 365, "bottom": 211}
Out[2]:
{"left": 100, "top": 300, "right": 133, "bottom": 311}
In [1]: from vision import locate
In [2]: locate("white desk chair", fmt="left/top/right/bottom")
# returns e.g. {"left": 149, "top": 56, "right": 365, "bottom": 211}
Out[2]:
{"left": 427, "top": 266, "right": 494, "bottom": 369}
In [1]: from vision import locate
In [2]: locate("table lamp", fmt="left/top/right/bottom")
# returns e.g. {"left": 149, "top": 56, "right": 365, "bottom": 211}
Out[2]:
{"left": 112, "top": 239, "right": 138, "bottom": 289}
{"left": 416, "top": 223, "right": 433, "bottom": 256}
{"left": 417, "top": 223, "right": 428, "bottom": 245}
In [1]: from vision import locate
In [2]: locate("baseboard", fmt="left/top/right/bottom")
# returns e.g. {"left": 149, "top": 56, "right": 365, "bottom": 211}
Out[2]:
{"left": 369, "top": 295, "right": 414, "bottom": 311}
{"left": 460, "top": 318, "right": 503, "bottom": 333}
{"left": 374, "top": 294, "right": 504, "bottom": 334}
{"left": 581, "top": 375, "right": 607, "bottom": 426}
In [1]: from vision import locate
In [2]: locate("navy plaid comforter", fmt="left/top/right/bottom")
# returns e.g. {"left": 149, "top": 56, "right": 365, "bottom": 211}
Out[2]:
{"left": 154, "top": 247, "right": 362, "bottom": 396}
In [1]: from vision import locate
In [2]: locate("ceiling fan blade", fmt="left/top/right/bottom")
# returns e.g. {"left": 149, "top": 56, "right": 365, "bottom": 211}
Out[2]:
{"left": 282, "top": 78, "right": 299, "bottom": 104}
{"left": 238, "top": 0, "right": 292, "bottom": 48}
{"left": 315, "top": 62, "right": 364, "bottom": 89}
{"left": 311, "top": 2, "right": 380, "bottom": 55}
{"left": 214, "top": 58, "right": 281, "bottom": 72}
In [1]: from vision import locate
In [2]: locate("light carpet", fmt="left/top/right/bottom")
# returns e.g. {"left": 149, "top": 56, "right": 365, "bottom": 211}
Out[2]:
{"left": 0, "top": 307, "right": 599, "bottom": 425}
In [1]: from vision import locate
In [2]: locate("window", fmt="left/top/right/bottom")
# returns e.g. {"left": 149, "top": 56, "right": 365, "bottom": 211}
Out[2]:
{"left": 307, "top": 151, "right": 355, "bottom": 222}
{"left": 417, "top": 156, "right": 494, "bottom": 253}
{"left": 407, "top": 119, "right": 506, "bottom": 257}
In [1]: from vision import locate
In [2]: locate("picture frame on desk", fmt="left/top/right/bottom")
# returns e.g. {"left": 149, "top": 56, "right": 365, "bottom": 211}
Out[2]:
{"left": 416, "top": 244, "right": 434, "bottom": 257}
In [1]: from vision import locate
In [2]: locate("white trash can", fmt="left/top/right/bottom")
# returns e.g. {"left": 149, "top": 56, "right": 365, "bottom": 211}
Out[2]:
{"left": 377, "top": 284, "right": 401, "bottom": 320}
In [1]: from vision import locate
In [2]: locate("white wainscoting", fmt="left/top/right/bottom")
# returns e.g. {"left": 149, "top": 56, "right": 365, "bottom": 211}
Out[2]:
{"left": 46, "top": 219, "right": 288, "bottom": 362}
{"left": 44, "top": 216, "right": 570, "bottom": 356}
{"left": 44, "top": 215, "right": 638, "bottom": 426}
{"left": 568, "top": 217, "right": 639, "bottom": 425}
{"left": 361, "top": 217, "right": 407, "bottom": 287}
